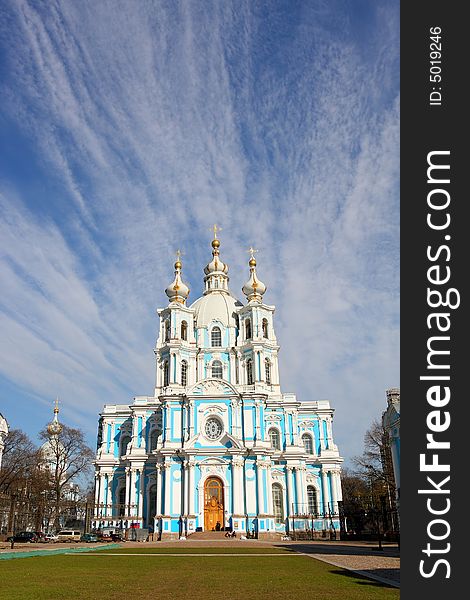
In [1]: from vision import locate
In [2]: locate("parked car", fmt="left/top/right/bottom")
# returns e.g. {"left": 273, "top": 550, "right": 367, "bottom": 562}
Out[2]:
{"left": 80, "top": 533, "right": 98, "bottom": 543}
{"left": 7, "top": 531, "right": 40, "bottom": 543}
{"left": 33, "top": 531, "right": 48, "bottom": 543}
{"left": 45, "top": 533, "right": 59, "bottom": 543}
{"left": 56, "top": 529, "right": 82, "bottom": 543}
{"left": 96, "top": 531, "right": 113, "bottom": 542}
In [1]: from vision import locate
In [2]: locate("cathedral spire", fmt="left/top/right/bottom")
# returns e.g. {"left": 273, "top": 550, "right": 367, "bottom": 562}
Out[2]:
{"left": 242, "top": 247, "right": 267, "bottom": 303}
{"left": 165, "top": 250, "right": 190, "bottom": 304}
{"left": 203, "top": 225, "right": 229, "bottom": 294}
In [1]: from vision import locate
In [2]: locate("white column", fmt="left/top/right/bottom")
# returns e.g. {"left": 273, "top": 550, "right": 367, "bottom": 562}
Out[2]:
{"left": 125, "top": 467, "right": 131, "bottom": 517}
{"left": 266, "top": 465, "right": 274, "bottom": 515}
{"left": 106, "top": 475, "right": 113, "bottom": 517}
{"left": 164, "top": 463, "right": 171, "bottom": 516}
{"left": 109, "top": 421, "right": 116, "bottom": 456}
{"left": 188, "top": 401, "right": 195, "bottom": 439}
{"left": 283, "top": 413, "right": 289, "bottom": 448}
{"left": 319, "top": 419, "right": 325, "bottom": 451}
{"left": 137, "top": 469, "right": 144, "bottom": 520}
{"left": 129, "top": 468, "right": 137, "bottom": 517}
{"left": 286, "top": 466, "right": 294, "bottom": 516}
{"left": 321, "top": 469, "right": 330, "bottom": 515}
{"left": 292, "top": 412, "right": 299, "bottom": 446}
{"left": 131, "top": 413, "right": 139, "bottom": 451}
{"left": 163, "top": 402, "right": 171, "bottom": 445}
{"left": 100, "top": 420, "right": 107, "bottom": 453}
{"left": 98, "top": 473, "right": 106, "bottom": 506}
{"left": 232, "top": 458, "right": 243, "bottom": 515}
{"left": 256, "top": 460, "right": 264, "bottom": 515}
{"left": 94, "top": 473, "right": 100, "bottom": 505}
{"left": 272, "top": 352, "right": 280, "bottom": 386}
{"left": 156, "top": 465, "right": 163, "bottom": 516}
{"left": 330, "top": 470, "right": 341, "bottom": 513}
{"left": 187, "top": 460, "right": 195, "bottom": 516}
{"left": 295, "top": 467, "right": 303, "bottom": 515}
{"left": 235, "top": 401, "right": 242, "bottom": 438}
{"left": 255, "top": 401, "right": 261, "bottom": 443}
{"left": 326, "top": 417, "right": 334, "bottom": 448}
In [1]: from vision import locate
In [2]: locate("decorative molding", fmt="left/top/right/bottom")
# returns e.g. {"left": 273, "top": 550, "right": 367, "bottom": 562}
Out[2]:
{"left": 191, "top": 379, "right": 234, "bottom": 396}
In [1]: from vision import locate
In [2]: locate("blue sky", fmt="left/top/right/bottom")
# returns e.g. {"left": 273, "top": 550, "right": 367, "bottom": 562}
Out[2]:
{"left": 0, "top": 0, "right": 399, "bottom": 466}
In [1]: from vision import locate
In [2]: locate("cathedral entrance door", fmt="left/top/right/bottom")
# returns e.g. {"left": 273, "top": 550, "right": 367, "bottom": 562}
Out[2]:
{"left": 204, "top": 477, "right": 224, "bottom": 531}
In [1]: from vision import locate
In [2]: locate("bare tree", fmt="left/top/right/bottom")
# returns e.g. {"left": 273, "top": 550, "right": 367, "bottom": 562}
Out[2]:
{"left": 38, "top": 424, "right": 94, "bottom": 530}
{"left": 0, "top": 429, "right": 37, "bottom": 492}
{"left": 350, "top": 419, "right": 398, "bottom": 537}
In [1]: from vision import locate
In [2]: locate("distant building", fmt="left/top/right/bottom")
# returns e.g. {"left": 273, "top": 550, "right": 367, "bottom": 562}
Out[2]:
{"left": 93, "top": 234, "right": 343, "bottom": 539}
{"left": 382, "top": 388, "right": 400, "bottom": 506}
{"left": 0, "top": 413, "right": 8, "bottom": 470}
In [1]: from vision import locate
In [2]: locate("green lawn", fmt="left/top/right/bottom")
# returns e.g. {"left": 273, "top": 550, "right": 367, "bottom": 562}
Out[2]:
{"left": 0, "top": 547, "right": 399, "bottom": 600}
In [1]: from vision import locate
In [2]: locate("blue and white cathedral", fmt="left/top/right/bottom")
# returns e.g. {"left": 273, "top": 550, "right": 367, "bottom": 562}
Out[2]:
{"left": 93, "top": 233, "right": 343, "bottom": 539}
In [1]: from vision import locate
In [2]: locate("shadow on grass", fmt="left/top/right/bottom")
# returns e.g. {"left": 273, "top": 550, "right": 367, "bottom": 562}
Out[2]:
{"left": 329, "top": 568, "right": 399, "bottom": 589}
{"left": 274, "top": 542, "right": 399, "bottom": 558}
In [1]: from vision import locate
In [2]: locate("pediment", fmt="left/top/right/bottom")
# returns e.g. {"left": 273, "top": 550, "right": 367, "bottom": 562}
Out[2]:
{"left": 189, "top": 378, "right": 237, "bottom": 396}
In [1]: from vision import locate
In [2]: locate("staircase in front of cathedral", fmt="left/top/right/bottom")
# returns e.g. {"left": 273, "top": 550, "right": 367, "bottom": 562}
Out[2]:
{"left": 187, "top": 531, "right": 233, "bottom": 541}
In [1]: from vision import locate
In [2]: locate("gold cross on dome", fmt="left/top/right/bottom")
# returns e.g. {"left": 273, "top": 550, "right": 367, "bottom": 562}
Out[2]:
{"left": 54, "top": 397, "right": 60, "bottom": 413}
{"left": 211, "top": 224, "right": 222, "bottom": 239}
{"left": 175, "top": 249, "right": 183, "bottom": 260}
{"left": 247, "top": 246, "right": 258, "bottom": 259}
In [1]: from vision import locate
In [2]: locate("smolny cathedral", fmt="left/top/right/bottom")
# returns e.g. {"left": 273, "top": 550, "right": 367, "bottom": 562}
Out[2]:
{"left": 93, "top": 231, "right": 343, "bottom": 539}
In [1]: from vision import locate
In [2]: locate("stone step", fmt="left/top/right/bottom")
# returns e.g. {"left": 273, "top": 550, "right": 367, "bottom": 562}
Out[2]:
{"left": 187, "top": 531, "right": 230, "bottom": 540}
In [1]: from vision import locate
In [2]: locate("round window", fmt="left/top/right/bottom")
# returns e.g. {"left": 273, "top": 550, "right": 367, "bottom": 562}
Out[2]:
{"left": 204, "top": 417, "right": 223, "bottom": 440}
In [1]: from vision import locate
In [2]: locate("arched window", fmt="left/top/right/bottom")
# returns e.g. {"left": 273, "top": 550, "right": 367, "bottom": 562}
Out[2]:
{"left": 163, "top": 360, "right": 169, "bottom": 387}
{"left": 268, "top": 428, "right": 281, "bottom": 450}
{"left": 272, "top": 483, "right": 284, "bottom": 524}
{"left": 265, "top": 359, "right": 271, "bottom": 384}
{"left": 181, "top": 360, "right": 188, "bottom": 386}
{"left": 302, "top": 433, "right": 313, "bottom": 454}
{"left": 262, "top": 318, "right": 269, "bottom": 338}
{"left": 245, "top": 319, "right": 252, "bottom": 340}
{"left": 118, "top": 486, "right": 126, "bottom": 516}
{"left": 149, "top": 429, "right": 160, "bottom": 452}
{"left": 181, "top": 320, "right": 188, "bottom": 341}
{"left": 164, "top": 320, "right": 170, "bottom": 342}
{"left": 212, "top": 360, "right": 223, "bottom": 379}
{"left": 120, "top": 434, "right": 131, "bottom": 457}
{"left": 246, "top": 359, "right": 253, "bottom": 385}
{"left": 307, "top": 486, "right": 318, "bottom": 516}
{"left": 211, "top": 326, "right": 222, "bottom": 347}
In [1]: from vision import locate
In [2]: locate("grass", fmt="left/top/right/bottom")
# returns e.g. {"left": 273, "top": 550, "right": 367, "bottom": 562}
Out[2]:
{"left": 0, "top": 547, "right": 400, "bottom": 600}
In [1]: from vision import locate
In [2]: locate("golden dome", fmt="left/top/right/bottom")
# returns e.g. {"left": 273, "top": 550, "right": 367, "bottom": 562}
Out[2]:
{"left": 242, "top": 248, "right": 266, "bottom": 302}
{"left": 165, "top": 252, "right": 190, "bottom": 304}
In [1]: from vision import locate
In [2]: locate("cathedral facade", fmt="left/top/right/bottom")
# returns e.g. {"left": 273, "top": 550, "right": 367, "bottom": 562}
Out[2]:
{"left": 93, "top": 234, "right": 343, "bottom": 539}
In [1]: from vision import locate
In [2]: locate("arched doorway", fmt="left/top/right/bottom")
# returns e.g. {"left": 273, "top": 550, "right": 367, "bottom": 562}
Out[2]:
{"left": 204, "top": 477, "right": 224, "bottom": 531}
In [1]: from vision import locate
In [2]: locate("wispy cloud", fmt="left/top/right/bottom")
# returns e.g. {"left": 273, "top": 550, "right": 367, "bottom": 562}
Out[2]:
{"left": 0, "top": 0, "right": 399, "bottom": 462}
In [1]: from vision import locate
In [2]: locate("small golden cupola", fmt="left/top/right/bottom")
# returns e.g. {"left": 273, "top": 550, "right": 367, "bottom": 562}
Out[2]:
{"left": 242, "top": 247, "right": 267, "bottom": 303}
{"left": 203, "top": 225, "right": 230, "bottom": 294}
{"left": 165, "top": 251, "right": 190, "bottom": 304}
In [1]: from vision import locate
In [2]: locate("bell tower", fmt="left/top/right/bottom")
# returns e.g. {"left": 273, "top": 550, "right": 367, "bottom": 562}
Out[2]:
{"left": 238, "top": 248, "right": 280, "bottom": 391}
{"left": 155, "top": 252, "right": 196, "bottom": 394}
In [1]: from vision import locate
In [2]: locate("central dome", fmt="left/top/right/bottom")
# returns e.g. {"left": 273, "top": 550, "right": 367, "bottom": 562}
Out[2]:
{"left": 190, "top": 291, "right": 243, "bottom": 328}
